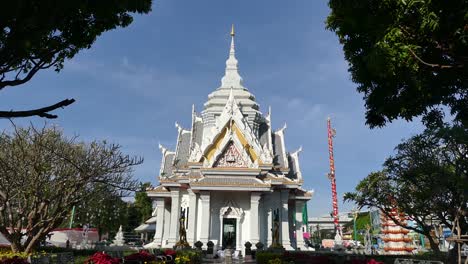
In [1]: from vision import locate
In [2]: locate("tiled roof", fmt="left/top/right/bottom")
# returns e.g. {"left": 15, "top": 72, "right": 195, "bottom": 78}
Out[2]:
{"left": 287, "top": 153, "right": 298, "bottom": 180}
{"left": 192, "top": 119, "right": 204, "bottom": 148}
{"left": 162, "top": 153, "right": 175, "bottom": 177}
{"left": 191, "top": 177, "right": 269, "bottom": 187}
{"left": 175, "top": 132, "right": 191, "bottom": 167}
{"left": 258, "top": 121, "right": 269, "bottom": 148}
{"left": 272, "top": 133, "right": 286, "bottom": 168}
{"left": 160, "top": 177, "right": 178, "bottom": 184}
{"left": 148, "top": 185, "right": 170, "bottom": 193}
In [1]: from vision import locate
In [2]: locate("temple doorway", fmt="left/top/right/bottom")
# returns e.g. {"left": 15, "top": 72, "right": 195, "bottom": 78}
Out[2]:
{"left": 222, "top": 218, "right": 236, "bottom": 249}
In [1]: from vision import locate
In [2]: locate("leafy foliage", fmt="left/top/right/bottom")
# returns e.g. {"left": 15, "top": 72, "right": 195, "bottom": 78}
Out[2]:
{"left": 67, "top": 185, "right": 128, "bottom": 240}
{"left": 344, "top": 212, "right": 371, "bottom": 243}
{"left": 327, "top": 0, "right": 468, "bottom": 128}
{"left": 345, "top": 122, "right": 467, "bottom": 253}
{"left": 0, "top": 0, "right": 152, "bottom": 118}
{"left": 0, "top": 124, "right": 142, "bottom": 253}
{"left": 134, "top": 183, "right": 153, "bottom": 223}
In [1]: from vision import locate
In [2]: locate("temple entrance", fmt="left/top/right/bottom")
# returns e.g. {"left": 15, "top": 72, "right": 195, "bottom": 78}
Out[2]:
{"left": 222, "top": 218, "right": 236, "bottom": 249}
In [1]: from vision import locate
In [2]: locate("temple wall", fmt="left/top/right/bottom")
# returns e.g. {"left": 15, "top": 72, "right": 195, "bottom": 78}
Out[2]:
{"left": 259, "top": 191, "right": 282, "bottom": 246}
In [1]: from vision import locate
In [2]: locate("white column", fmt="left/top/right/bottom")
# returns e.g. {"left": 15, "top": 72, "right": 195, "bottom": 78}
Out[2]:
{"left": 168, "top": 189, "right": 180, "bottom": 246}
{"left": 187, "top": 189, "right": 198, "bottom": 245}
{"left": 280, "top": 190, "right": 292, "bottom": 249}
{"left": 162, "top": 203, "right": 171, "bottom": 246}
{"left": 267, "top": 208, "right": 272, "bottom": 246}
{"left": 295, "top": 200, "right": 305, "bottom": 250}
{"left": 199, "top": 191, "right": 211, "bottom": 247}
{"left": 250, "top": 192, "right": 261, "bottom": 247}
{"left": 153, "top": 198, "right": 165, "bottom": 247}
{"left": 236, "top": 218, "right": 242, "bottom": 251}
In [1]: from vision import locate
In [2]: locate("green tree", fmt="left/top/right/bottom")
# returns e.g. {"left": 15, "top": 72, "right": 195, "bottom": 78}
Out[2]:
{"left": 344, "top": 212, "right": 371, "bottom": 243}
{"left": 123, "top": 203, "right": 141, "bottom": 233}
{"left": 345, "top": 123, "right": 467, "bottom": 255}
{"left": 134, "top": 183, "right": 153, "bottom": 223}
{"left": 327, "top": 0, "right": 468, "bottom": 128}
{"left": 0, "top": 124, "right": 143, "bottom": 253}
{"left": 355, "top": 213, "right": 371, "bottom": 244}
{"left": 0, "top": 0, "right": 152, "bottom": 119}
{"left": 69, "top": 185, "right": 128, "bottom": 241}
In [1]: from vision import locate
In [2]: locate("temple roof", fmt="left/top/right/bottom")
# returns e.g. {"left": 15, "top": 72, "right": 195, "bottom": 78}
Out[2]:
{"left": 202, "top": 27, "right": 260, "bottom": 131}
{"left": 174, "top": 124, "right": 191, "bottom": 168}
{"left": 153, "top": 27, "right": 308, "bottom": 197}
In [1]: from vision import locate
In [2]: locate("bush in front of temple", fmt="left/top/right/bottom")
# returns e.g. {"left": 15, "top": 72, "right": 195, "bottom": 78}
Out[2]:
{"left": 174, "top": 249, "right": 202, "bottom": 264}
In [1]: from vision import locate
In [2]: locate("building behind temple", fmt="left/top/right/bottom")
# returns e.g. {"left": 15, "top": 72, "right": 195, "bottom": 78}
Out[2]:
{"left": 147, "top": 27, "right": 313, "bottom": 253}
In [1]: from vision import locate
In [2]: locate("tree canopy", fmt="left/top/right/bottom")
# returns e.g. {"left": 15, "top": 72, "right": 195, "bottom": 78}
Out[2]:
{"left": 344, "top": 122, "right": 467, "bottom": 253}
{"left": 134, "top": 183, "right": 153, "bottom": 224}
{"left": 68, "top": 184, "right": 128, "bottom": 241}
{"left": 0, "top": 0, "right": 152, "bottom": 119}
{"left": 0, "top": 124, "right": 143, "bottom": 253}
{"left": 327, "top": 0, "right": 468, "bottom": 128}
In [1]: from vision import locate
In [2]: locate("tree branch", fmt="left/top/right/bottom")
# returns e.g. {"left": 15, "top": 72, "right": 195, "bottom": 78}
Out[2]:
{"left": 408, "top": 48, "right": 464, "bottom": 69}
{"left": 0, "top": 99, "right": 75, "bottom": 119}
{"left": 0, "top": 63, "right": 43, "bottom": 90}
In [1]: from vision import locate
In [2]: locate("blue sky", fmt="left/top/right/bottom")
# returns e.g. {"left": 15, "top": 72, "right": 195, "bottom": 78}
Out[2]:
{"left": 0, "top": 0, "right": 423, "bottom": 217}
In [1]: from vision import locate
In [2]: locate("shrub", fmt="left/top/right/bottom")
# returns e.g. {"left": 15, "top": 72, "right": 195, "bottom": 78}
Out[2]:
{"left": 0, "top": 249, "right": 29, "bottom": 264}
{"left": 164, "top": 248, "right": 176, "bottom": 256}
{"left": 268, "top": 258, "right": 282, "bottom": 264}
{"left": 85, "top": 252, "right": 121, "bottom": 264}
{"left": 124, "top": 250, "right": 155, "bottom": 262}
{"left": 0, "top": 256, "right": 29, "bottom": 264}
{"left": 175, "top": 250, "right": 202, "bottom": 264}
{"left": 256, "top": 252, "right": 283, "bottom": 264}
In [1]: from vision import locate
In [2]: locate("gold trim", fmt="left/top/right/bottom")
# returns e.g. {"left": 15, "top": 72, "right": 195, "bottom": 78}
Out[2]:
{"left": 232, "top": 122, "right": 258, "bottom": 161}
{"left": 204, "top": 121, "right": 259, "bottom": 164}
{"left": 205, "top": 126, "right": 228, "bottom": 161}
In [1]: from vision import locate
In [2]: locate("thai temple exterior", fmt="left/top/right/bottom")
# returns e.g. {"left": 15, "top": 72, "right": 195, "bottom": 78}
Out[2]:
{"left": 381, "top": 209, "right": 413, "bottom": 254}
{"left": 146, "top": 27, "right": 313, "bottom": 253}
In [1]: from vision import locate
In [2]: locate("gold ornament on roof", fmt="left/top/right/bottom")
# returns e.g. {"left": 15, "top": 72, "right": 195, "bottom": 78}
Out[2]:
{"left": 230, "top": 24, "right": 235, "bottom": 36}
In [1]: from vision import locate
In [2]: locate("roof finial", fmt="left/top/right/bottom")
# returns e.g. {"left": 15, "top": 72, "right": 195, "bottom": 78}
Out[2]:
{"left": 220, "top": 24, "right": 244, "bottom": 89}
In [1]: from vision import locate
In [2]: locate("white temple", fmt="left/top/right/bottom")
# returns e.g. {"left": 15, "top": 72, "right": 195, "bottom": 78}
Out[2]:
{"left": 147, "top": 26, "right": 313, "bottom": 253}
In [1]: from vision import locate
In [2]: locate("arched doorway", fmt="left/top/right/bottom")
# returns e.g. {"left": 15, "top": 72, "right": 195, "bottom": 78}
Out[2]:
{"left": 219, "top": 205, "right": 244, "bottom": 250}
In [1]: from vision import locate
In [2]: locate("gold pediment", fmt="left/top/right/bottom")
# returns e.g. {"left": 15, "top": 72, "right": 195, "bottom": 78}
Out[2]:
{"left": 203, "top": 120, "right": 259, "bottom": 165}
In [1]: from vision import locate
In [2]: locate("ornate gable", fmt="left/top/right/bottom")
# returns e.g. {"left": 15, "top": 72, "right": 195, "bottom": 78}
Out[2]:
{"left": 214, "top": 141, "right": 248, "bottom": 168}
{"left": 193, "top": 90, "right": 273, "bottom": 166}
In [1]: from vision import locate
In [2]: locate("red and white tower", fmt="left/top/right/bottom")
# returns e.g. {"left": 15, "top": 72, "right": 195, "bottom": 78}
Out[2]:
{"left": 381, "top": 209, "right": 413, "bottom": 254}
{"left": 327, "top": 117, "right": 341, "bottom": 241}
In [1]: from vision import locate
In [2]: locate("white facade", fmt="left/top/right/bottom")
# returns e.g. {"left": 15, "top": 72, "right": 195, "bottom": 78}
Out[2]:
{"left": 147, "top": 27, "right": 313, "bottom": 253}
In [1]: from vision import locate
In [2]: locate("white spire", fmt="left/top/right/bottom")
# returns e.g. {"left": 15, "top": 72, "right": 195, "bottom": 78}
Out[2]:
{"left": 220, "top": 24, "right": 244, "bottom": 89}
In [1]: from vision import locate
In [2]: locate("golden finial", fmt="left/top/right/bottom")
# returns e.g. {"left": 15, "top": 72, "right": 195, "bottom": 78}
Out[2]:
{"left": 230, "top": 24, "right": 235, "bottom": 37}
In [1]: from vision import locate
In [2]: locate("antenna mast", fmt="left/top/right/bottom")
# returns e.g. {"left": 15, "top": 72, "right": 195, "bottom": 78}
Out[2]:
{"left": 327, "top": 117, "right": 341, "bottom": 239}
